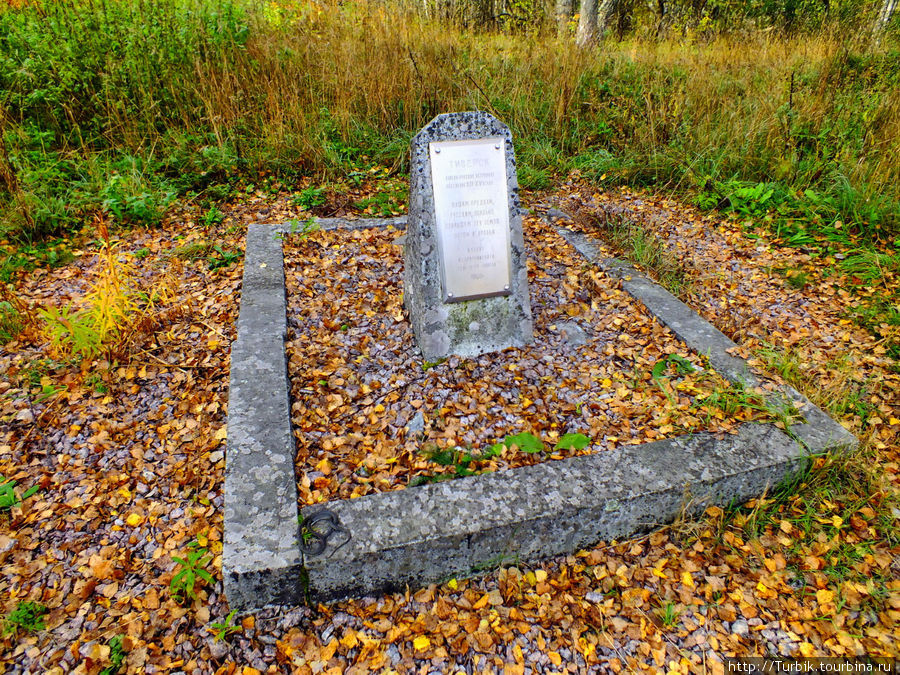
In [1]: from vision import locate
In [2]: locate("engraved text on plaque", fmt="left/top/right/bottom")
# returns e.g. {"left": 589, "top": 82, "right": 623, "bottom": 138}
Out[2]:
{"left": 429, "top": 137, "right": 511, "bottom": 302}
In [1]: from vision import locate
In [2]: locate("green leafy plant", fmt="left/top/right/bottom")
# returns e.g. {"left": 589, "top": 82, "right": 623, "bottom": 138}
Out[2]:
{"left": 0, "top": 475, "right": 40, "bottom": 513}
{"left": 170, "top": 541, "right": 214, "bottom": 604}
{"left": 99, "top": 635, "right": 126, "bottom": 675}
{"left": 39, "top": 305, "right": 103, "bottom": 358}
{"left": 85, "top": 373, "right": 109, "bottom": 394}
{"left": 423, "top": 446, "right": 479, "bottom": 478}
{"left": 38, "top": 220, "right": 164, "bottom": 360}
{"left": 651, "top": 354, "right": 696, "bottom": 380}
{"left": 354, "top": 188, "right": 406, "bottom": 217}
{"left": 207, "top": 245, "right": 242, "bottom": 270}
{"left": 201, "top": 207, "right": 225, "bottom": 228}
{"left": 209, "top": 609, "right": 241, "bottom": 642}
{"left": 411, "top": 441, "right": 508, "bottom": 486}
{"left": 1, "top": 601, "right": 48, "bottom": 637}
{"left": 554, "top": 433, "right": 591, "bottom": 451}
{"left": 500, "top": 432, "right": 544, "bottom": 454}
{"left": 292, "top": 186, "right": 327, "bottom": 210}
{"left": 651, "top": 354, "right": 697, "bottom": 405}
{"left": 287, "top": 217, "right": 321, "bottom": 239}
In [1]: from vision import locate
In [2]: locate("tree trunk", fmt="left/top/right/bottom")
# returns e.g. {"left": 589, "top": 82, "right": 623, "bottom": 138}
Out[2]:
{"left": 556, "top": 0, "right": 574, "bottom": 35}
{"left": 874, "top": 0, "right": 898, "bottom": 33}
{"left": 576, "top": 0, "right": 599, "bottom": 45}
{"left": 596, "top": 0, "right": 622, "bottom": 36}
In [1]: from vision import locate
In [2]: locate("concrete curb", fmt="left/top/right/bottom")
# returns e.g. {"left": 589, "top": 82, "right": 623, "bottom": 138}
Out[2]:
{"left": 223, "top": 214, "right": 857, "bottom": 612}
{"left": 223, "top": 225, "right": 306, "bottom": 611}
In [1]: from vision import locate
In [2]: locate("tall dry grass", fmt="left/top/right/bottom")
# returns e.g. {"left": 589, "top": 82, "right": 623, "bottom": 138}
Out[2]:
{"left": 1, "top": 0, "right": 898, "bottom": 241}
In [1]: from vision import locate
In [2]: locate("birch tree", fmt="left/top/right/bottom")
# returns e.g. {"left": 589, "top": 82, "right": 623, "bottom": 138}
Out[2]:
{"left": 576, "top": 0, "right": 599, "bottom": 44}
{"left": 874, "top": 0, "right": 898, "bottom": 33}
{"left": 556, "top": 0, "right": 574, "bottom": 34}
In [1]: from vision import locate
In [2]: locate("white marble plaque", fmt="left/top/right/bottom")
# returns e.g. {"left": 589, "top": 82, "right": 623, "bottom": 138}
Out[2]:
{"left": 429, "top": 137, "right": 512, "bottom": 302}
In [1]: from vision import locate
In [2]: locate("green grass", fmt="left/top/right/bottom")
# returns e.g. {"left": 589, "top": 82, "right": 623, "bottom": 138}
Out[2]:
{"left": 0, "top": 0, "right": 897, "bottom": 252}
{"left": 0, "top": 300, "right": 24, "bottom": 343}
{"left": 597, "top": 214, "right": 692, "bottom": 297}
{"left": 725, "top": 447, "right": 898, "bottom": 576}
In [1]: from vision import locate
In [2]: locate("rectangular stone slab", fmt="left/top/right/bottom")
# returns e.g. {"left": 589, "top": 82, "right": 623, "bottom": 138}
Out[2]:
{"left": 223, "top": 225, "right": 305, "bottom": 611}
{"left": 299, "top": 423, "right": 828, "bottom": 601}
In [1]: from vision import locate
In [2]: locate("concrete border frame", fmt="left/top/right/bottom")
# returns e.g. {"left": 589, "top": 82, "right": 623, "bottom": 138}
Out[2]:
{"left": 223, "top": 214, "right": 856, "bottom": 612}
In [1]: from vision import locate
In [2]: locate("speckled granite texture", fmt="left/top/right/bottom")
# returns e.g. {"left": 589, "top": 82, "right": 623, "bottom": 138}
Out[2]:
{"left": 404, "top": 112, "right": 533, "bottom": 361}
{"left": 223, "top": 225, "right": 304, "bottom": 612}
{"left": 224, "top": 208, "right": 856, "bottom": 611}
{"left": 301, "top": 424, "right": 806, "bottom": 601}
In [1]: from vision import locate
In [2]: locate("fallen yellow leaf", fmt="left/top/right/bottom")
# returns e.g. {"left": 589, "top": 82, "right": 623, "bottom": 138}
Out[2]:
{"left": 816, "top": 589, "right": 835, "bottom": 605}
{"left": 126, "top": 513, "right": 143, "bottom": 527}
{"left": 413, "top": 636, "right": 430, "bottom": 651}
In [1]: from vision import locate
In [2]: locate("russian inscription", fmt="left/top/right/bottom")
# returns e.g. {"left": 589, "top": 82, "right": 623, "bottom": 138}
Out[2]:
{"left": 430, "top": 137, "right": 512, "bottom": 302}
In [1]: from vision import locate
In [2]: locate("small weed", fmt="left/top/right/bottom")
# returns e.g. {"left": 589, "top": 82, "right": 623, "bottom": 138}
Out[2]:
{"left": 201, "top": 207, "right": 225, "bottom": 228}
{"left": 207, "top": 245, "right": 242, "bottom": 270}
{"left": 39, "top": 219, "right": 164, "bottom": 360}
{"left": 292, "top": 186, "right": 327, "bottom": 210}
{"left": 99, "top": 635, "right": 126, "bottom": 675}
{"left": 651, "top": 354, "right": 697, "bottom": 405}
{"left": 287, "top": 217, "right": 321, "bottom": 239}
{"left": 470, "top": 551, "right": 521, "bottom": 573}
{"left": 209, "top": 609, "right": 241, "bottom": 642}
{"left": 754, "top": 342, "right": 804, "bottom": 384}
{"left": 173, "top": 241, "right": 213, "bottom": 261}
{"left": 85, "top": 373, "right": 108, "bottom": 393}
{"left": 779, "top": 267, "right": 810, "bottom": 290}
{"left": 422, "top": 358, "right": 446, "bottom": 371}
{"left": 0, "top": 301, "right": 24, "bottom": 343}
{"left": 695, "top": 379, "right": 796, "bottom": 428}
{"left": 411, "top": 440, "right": 509, "bottom": 485}
{"left": 354, "top": 188, "right": 406, "bottom": 217}
{"left": 133, "top": 247, "right": 151, "bottom": 259}
{"left": 170, "top": 540, "right": 214, "bottom": 604}
{"left": 597, "top": 215, "right": 691, "bottom": 297}
{"left": 0, "top": 474, "right": 40, "bottom": 513}
{"left": 1, "top": 601, "right": 48, "bottom": 637}
{"left": 657, "top": 601, "right": 680, "bottom": 628}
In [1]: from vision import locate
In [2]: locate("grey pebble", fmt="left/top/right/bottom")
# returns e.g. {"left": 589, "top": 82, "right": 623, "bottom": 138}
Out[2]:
{"left": 732, "top": 619, "right": 749, "bottom": 636}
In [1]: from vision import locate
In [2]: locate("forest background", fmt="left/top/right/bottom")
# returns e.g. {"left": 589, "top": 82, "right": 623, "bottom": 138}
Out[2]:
{"left": 1, "top": 0, "right": 898, "bottom": 250}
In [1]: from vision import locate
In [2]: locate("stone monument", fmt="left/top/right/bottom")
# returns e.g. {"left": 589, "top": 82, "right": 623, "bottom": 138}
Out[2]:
{"left": 404, "top": 111, "right": 533, "bottom": 361}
